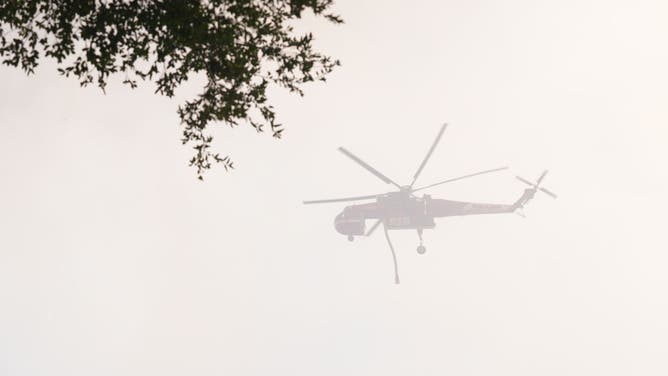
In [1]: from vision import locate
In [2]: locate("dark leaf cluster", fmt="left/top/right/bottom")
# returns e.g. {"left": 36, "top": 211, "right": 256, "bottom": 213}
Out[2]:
{"left": 0, "top": 0, "right": 341, "bottom": 178}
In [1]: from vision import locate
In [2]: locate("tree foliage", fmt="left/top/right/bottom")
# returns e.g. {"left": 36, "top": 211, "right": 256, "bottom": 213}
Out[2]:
{"left": 0, "top": 0, "right": 341, "bottom": 178}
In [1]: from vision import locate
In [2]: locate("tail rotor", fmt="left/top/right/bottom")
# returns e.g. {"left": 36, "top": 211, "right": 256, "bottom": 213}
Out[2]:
{"left": 516, "top": 170, "right": 558, "bottom": 199}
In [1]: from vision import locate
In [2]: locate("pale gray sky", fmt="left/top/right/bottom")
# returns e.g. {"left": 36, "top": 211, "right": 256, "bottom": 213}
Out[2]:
{"left": 1, "top": 0, "right": 667, "bottom": 375}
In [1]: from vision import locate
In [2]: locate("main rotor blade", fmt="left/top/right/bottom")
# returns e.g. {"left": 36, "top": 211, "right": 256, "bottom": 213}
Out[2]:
{"left": 536, "top": 170, "right": 549, "bottom": 185}
{"left": 365, "top": 219, "right": 382, "bottom": 236}
{"left": 412, "top": 166, "right": 509, "bottom": 192}
{"left": 539, "top": 187, "right": 558, "bottom": 199}
{"left": 338, "top": 147, "right": 401, "bottom": 189}
{"left": 303, "top": 194, "right": 379, "bottom": 205}
{"left": 410, "top": 123, "right": 448, "bottom": 187}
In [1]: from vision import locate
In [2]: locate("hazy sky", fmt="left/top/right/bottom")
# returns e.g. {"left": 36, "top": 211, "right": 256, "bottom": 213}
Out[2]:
{"left": 1, "top": 1, "right": 667, "bottom": 375}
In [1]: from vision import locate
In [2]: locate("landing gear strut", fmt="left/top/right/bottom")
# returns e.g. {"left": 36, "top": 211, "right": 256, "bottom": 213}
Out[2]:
{"left": 347, "top": 235, "right": 354, "bottom": 242}
{"left": 416, "top": 228, "right": 426, "bottom": 254}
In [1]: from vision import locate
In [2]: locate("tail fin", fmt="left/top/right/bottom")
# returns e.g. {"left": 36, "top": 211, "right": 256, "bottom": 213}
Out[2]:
{"left": 511, "top": 188, "right": 537, "bottom": 211}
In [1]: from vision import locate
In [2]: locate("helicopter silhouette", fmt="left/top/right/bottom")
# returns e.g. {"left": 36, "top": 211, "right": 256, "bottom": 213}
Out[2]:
{"left": 304, "top": 124, "right": 556, "bottom": 283}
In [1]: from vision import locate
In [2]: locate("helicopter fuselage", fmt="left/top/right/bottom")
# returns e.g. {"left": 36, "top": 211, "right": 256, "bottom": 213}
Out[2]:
{"left": 334, "top": 192, "right": 435, "bottom": 236}
{"left": 333, "top": 188, "right": 537, "bottom": 238}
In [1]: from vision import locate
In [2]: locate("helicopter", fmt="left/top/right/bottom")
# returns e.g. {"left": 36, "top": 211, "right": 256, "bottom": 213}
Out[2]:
{"left": 303, "top": 123, "right": 557, "bottom": 284}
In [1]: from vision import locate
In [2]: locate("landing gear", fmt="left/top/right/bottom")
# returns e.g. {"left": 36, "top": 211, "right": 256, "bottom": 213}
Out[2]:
{"left": 416, "top": 228, "right": 426, "bottom": 255}
{"left": 347, "top": 235, "right": 354, "bottom": 242}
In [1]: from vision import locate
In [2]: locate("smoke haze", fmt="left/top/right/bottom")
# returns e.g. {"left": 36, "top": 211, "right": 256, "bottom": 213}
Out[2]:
{"left": 1, "top": 0, "right": 667, "bottom": 375}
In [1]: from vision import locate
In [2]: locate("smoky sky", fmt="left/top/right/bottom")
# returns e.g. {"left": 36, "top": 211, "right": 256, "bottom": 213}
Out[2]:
{"left": 1, "top": 1, "right": 667, "bottom": 375}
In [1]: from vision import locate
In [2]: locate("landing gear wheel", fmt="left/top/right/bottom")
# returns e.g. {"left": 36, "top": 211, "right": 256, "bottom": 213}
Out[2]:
{"left": 347, "top": 235, "right": 354, "bottom": 242}
{"left": 416, "top": 228, "right": 426, "bottom": 254}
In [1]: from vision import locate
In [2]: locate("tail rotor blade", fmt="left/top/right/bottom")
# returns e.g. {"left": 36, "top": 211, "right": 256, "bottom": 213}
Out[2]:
{"left": 539, "top": 187, "right": 558, "bottom": 199}
{"left": 516, "top": 176, "right": 535, "bottom": 187}
{"left": 536, "top": 170, "right": 549, "bottom": 185}
{"left": 516, "top": 172, "right": 557, "bottom": 199}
